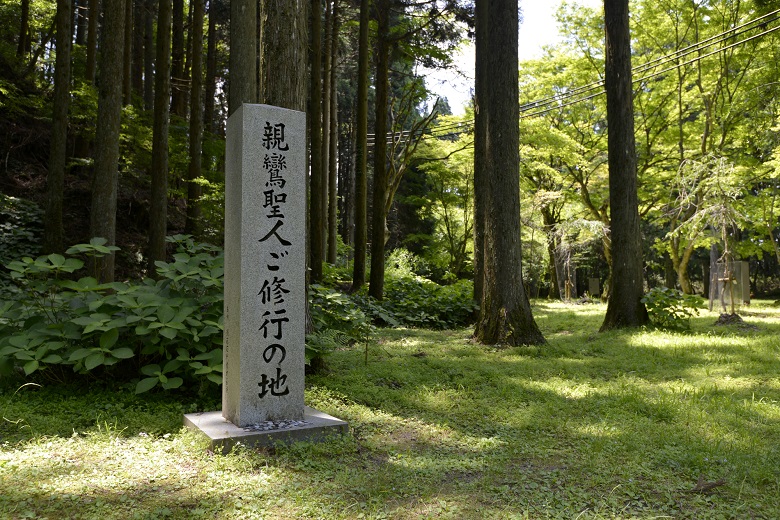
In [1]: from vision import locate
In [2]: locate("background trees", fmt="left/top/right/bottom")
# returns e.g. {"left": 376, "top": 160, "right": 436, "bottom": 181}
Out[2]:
{"left": 2, "top": 0, "right": 780, "bottom": 337}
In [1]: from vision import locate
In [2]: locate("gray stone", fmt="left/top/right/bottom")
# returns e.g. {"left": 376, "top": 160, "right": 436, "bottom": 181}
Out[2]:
{"left": 184, "top": 408, "right": 348, "bottom": 454}
{"left": 186, "top": 103, "right": 346, "bottom": 449}
{"left": 223, "top": 104, "right": 307, "bottom": 425}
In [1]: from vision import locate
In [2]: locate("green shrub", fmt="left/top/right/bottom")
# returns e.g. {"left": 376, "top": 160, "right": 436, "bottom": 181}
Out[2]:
{"left": 641, "top": 286, "right": 703, "bottom": 330}
{"left": 0, "top": 194, "right": 42, "bottom": 272}
{"left": 308, "top": 284, "right": 374, "bottom": 357}
{"left": 0, "top": 236, "right": 223, "bottom": 393}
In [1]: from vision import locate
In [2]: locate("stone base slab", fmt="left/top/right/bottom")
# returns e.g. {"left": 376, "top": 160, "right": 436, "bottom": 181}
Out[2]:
{"left": 184, "top": 408, "right": 348, "bottom": 454}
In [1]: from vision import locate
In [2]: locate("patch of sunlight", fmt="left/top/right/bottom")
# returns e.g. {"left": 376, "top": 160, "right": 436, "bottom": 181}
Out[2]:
{"left": 525, "top": 377, "right": 602, "bottom": 400}
{"left": 572, "top": 420, "right": 623, "bottom": 438}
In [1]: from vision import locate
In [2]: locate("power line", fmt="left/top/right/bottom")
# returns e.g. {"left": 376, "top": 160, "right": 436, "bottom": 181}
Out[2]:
{"left": 368, "top": 8, "right": 780, "bottom": 144}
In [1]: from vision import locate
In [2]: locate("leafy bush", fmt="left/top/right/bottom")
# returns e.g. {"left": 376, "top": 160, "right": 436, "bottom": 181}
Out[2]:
{"left": 0, "top": 194, "right": 42, "bottom": 272}
{"left": 641, "top": 287, "right": 703, "bottom": 330}
{"left": 0, "top": 236, "right": 223, "bottom": 393}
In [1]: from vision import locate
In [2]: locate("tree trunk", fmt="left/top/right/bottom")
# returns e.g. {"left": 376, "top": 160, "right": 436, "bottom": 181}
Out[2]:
{"left": 260, "top": 0, "right": 307, "bottom": 110}
{"left": 90, "top": 0, "right": 125, "bottom": 283}
{"left": 44, "top": 0, "right": 72, "bottom": 255}
{"left": 204, "top": 1, "right": 217, "bottom": 134}
{"left": 148, "top": 0, "right": 173, "bottom": 274}
{"left": 599, "top": 0, "right": 649, "bottom": 331}
{"left": 185, "top": 0, "right": 205, "bottom": 237}
{"left": 144, "top": 0, "right": 155, "bottom": 109}
{"left": 76, "top": 0, "right": 87, "bottom": 45}
{"left": 473, "top": 0, "right": 544, "bottom": 346}
{"left": 18, "top": 0, "right": 31, "bottom": 57}
{"left": 171, "top": 0, "right": 187, "bottom": 116}
{"left": 122, "top": 0, "right": 132, "bottom": 105}
{"left": 327, "top": 0, "right": 339, "bottom": 264}
{"left": 309, "top": 0, "right": 324, "bottom": 282}
{"left": 131, "top": 0, "right": 144, "bottom": 98}
{"left": 320, "top": 0, "right": 332, "bottom": 261}
{"left": 368, "top": 0, "right": 390, "bottom": 300}
{"left": 350, "top": 0, "right": 370, "bottom": 292}
{"left": 228, "top": 0, "right": 257, "bottom": 115}
{"left": 85, "top": 0, "right": 99, "bottom": 84}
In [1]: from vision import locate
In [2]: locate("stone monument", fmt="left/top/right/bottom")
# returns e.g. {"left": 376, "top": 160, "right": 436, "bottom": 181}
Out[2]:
{"left": 185, "top": 104, "right": 347, "bottom": 452}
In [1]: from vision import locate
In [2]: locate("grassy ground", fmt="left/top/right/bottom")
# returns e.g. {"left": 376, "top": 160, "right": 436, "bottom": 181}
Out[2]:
{"left": 1, "top": 301, "right": 779, "bottom": 519}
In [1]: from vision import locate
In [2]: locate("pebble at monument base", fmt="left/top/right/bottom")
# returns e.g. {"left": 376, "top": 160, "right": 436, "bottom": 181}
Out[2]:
{"left": 184, "top": 104, "right": 347, "bottom": 453}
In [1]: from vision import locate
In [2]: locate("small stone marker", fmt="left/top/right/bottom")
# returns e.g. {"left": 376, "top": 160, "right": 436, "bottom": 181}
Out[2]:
{"left": 588, "top": 278, "right": 600, "bottom": 297}
{"left": 185, "top": 104, "right": 346, "bottom": 452}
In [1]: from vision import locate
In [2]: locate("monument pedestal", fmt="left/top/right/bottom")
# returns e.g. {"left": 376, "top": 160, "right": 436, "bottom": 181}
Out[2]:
{"left": 184, "top": 408, "right": 348, "bottom": 454}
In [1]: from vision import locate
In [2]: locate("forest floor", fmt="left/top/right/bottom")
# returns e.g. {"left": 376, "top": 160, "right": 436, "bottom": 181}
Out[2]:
{"left": 1, "top": 301, "right": 779, "bottom": 519}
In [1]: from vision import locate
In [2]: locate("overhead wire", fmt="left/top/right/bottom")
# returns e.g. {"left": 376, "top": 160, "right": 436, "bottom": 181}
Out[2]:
{"left": 366, "top": 8, "right": 780, "bottom": 145}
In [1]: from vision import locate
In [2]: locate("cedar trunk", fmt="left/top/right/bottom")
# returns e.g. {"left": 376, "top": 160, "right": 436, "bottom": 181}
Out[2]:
{"left": 90, "top": 0, "right": 125, "bottom": 283}
{"left": 350, "top": 0, "right": 370, "bottom": 292}
{"left": 44, "top": 0, "right": 73, "bottom": 254}
{"left": 368, "top": 0, "right": 390, "bottom": 300}
{"left": 327, "top": 0, "right": 339, "bottom": 264}
{"left": 185, "top": 0, "right": 205, "bottom": 236}
{"left": 309, "top": 0, "right": 324, "bottom": 282}
{"left": 473, "top": 0, "right": 544, "bottom": 346}
{"left": 228, "top": 0, "right": 257, "bottom": 115}
{"left": 148, "top": 0, "right": 173, "bottom": 273}
{"left": 599, "top": 0, "right": 649, "bottom": 330}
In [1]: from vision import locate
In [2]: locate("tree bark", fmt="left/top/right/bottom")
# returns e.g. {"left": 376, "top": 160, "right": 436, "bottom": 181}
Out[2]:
{"left": 122, "top": 0, "right": 132, "bottom": 105}
{"left": 131, "top": 0, "right": 144, "bottom": 98}
{"left": 321, "top": 0, "right": 332, "bottom": 261}
{"left": 204, "top": 1, "right": 218, "bottom": 133}
{"left": 85, "top": 0, "right": 99, "bottom": 84}
{"left": 44, "top": 0, "right": 73, "bottom": 255}
{"left": 309, "top": 0, "right": 324, "bottom": 282}
{"left": 368, "top": 0, "right": 390, "bottom": 300}
{"left": 148, "top": 0, "right": 173, "bottom": 274}
{"left": 90, "top": 0, "right": 125, "bottom": 283}
{"left": 185, "top": 0, "right": 205, "bottom": 236}
{"left": 350, "top": 0, "right": 370, "bottom": 292}
{"left": 171, "top": 0, "right": 187, "bottom": 116}
{"left": 473, "top": 0, "right": 544, "bottom": 346}
{"left": 18, "top": 0, "right": 31, "bottom": 57}
{"left": 260, "top": 0, "right": 307, "bottom": 110}
{"left": 599, "top": 0, "right": 649, "bottom": 330}
{"left": 76, "top": 0, "right": 88, "bottom": 45}
{"left": 144, "top": 0, "right": 155, "bottom": 109}
{"left": 228, "top": 0, "right": 257, "bottom": 115}
{"left": 327, "top": 0, "right": 339, "bottom": 264}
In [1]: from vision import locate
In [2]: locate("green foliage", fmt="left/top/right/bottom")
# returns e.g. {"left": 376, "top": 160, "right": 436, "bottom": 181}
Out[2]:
{"left": 641, "top": 287, "right": 703, "bottom": 330}
{"left": 349, "top": 250, "right": 478, "bottom": 329}
{"left": 0, "top": 194, "right": 42, "bottom": 272}
{"left": 0, "top": 236, "right": 224, "bottom": 393}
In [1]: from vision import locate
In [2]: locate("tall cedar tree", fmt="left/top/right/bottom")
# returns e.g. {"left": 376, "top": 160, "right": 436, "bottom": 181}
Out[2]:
{"left": 171, "top": 0, "right": 187, "bottom": 116}
{"left": 143, "top": 0, "right": 154, "bottom": 109}
{"left": 310, "top": 0, "right": 325, "bottom": 282}
{"left": 122, "top": 0, "right": 132, "bottom": 104}
{"left": 185, "top": 0, "right": 205, "bottom": 236}
{"left": 228, "top": 0, "right": 257, "bottom": 115}
{"left": 599, "top": 0, "right": 649, "bottom": 330}
{"left": 44, "top": 0, "right": 72, "bottom": 254}
{"left": 148, "top": 0, "right": 173, "bottom": 273}
{"left": 473, "top": 0, "right": 544, "bottom": 345}
{"left": 17, "top": 0, "right": 30, "bottom": 57}
{"left": 327, "top": 0, "right": 339, "bottom": 264}
{"left": 351, "top": 0, "right": 370, "bottom": 292}
{"left": 321, "top": 0, "right": 332, "bottom": 260}
{"left": 90, "top": 0, "right": 125, "bottom": 282}
{"left": 368, "top": 0, "right": 390, "bottom": 299}
{"left": 85, "top": 0, "right": 98, "bottom": 84}
{"left": 261, "top": 0, "right": 307, "bottom": 110}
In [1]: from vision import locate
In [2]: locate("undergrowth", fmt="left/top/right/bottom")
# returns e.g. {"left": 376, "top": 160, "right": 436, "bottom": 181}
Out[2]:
{"left": 1, "top": 301, "right": 779, "bottom": 518}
